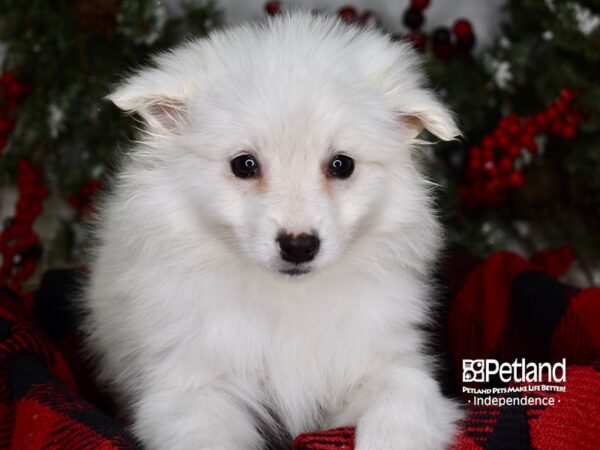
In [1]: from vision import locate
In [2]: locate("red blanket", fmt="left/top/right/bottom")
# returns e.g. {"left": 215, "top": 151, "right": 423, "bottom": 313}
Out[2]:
{"left": 0, "top": 251, "right": 599, "bottom": 449}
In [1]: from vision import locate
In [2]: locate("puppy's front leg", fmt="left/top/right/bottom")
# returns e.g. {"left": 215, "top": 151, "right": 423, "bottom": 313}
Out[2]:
{"left": 335, "top": 365, "right": 462, "bottom": 450}
{"left": 133, "top": 387, "right": 264, "bottom": 450}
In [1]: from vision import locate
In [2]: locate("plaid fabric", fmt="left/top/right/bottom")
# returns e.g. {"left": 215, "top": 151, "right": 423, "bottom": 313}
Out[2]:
{"left": 0, "top": 272, "right": 137, "bottom": 449}
{"left": 0, "top": 250, "right": 599, "bottom": 449}
{"left": 293, "top": 366, "right": 600, "bottom": 450}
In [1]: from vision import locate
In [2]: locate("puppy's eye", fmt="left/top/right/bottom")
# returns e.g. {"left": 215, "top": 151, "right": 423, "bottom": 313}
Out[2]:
{"left": 231, "top": 154, "right": 260, "bottom": 178}
{"left": 328, "top": 155, "right": 355, "bottom": 179}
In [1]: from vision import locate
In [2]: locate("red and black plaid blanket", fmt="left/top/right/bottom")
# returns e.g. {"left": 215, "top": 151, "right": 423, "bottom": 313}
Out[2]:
{"left": 0, "top": 250, "right": 599, "bottom": 449}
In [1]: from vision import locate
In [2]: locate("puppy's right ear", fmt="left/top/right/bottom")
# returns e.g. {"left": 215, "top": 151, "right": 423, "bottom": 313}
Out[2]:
{"left": 107, "top": 69, "right": 188, "bottom": 134}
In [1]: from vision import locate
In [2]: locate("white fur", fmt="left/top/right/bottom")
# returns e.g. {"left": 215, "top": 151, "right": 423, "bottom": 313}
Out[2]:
{"left": 84, "top": 12, "right": 462, "bottom": 450}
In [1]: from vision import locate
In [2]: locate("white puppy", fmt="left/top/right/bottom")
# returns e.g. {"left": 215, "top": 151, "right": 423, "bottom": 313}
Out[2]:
{"left": 84, "top": 12, "right": 461, "bottom": 450}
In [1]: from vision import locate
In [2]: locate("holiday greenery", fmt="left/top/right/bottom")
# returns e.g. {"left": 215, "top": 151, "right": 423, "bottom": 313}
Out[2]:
{"left": 1, "top": 0, "right": 599, "bottom": 291}
{"left": 0, "top": 0, "right": 221, "bottom": 291}
{"left": 424, "top": 0, "right": 600, "bottom": 284}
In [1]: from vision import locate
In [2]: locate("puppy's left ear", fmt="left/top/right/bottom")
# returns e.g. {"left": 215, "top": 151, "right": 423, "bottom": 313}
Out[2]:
{"left": 375, "top": 43, "right": 460, "bottom": 142}
{"left": 396, "top": 89, "right": 460, "bottom": 141}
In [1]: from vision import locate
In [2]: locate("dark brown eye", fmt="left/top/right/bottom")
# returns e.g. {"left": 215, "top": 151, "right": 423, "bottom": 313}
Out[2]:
{"left": 231, "top": 154, "right": 260, "bottom": 178}
{"left": 328, "top": 154, "right": 355, "bottom": 179}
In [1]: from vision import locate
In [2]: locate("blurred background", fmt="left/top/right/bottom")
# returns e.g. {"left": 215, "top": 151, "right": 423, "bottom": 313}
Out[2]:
{"left": 0, "top": 0, "right": 599, "bottom": 295}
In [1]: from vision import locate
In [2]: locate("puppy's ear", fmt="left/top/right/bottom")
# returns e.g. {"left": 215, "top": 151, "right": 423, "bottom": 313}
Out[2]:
{"left": 375, "top": 44, "right": 460, "bottom": 142}
{"left": 396, "top": 89, "right": 460, "bottom": 141}
{"left": 107, "top": 69, "right": 188, "bottom": 133}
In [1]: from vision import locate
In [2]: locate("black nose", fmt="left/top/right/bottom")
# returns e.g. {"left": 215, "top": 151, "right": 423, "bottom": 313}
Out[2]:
{"left": 277, "top": 232, "right": 320, "bottom": 264}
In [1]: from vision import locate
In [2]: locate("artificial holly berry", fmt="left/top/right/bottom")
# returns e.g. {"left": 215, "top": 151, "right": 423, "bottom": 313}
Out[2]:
{"left": 403, "top": 8, "right": 424, "bottom": 30}
{"left": 410, "top": 0, "right": 430, "bottom": 10}
{"left": 264, "top": 1, "right": 281, "bottom": 16}
{"left": 407, "top": 32, "right": 427, "bottom": 52}
{"left": 499, "top": 157, "right": 513, "bottom": 172}
{"left": 563, "top": 124, "right": 576, "bottom": 139}
{"left": 559, "top": 88, "right": 575, "bottom": 103}
{"left": 1, "top": 71, "right": 15, "bottom": 85}
{"left": 452, "top": 19, "right": 473, "bottom": 40}
{"left": 510, "top": 171, "right": 524, "bottom": 187}
{"left": 338, "top": 6, "right": 358, "bottom": 22}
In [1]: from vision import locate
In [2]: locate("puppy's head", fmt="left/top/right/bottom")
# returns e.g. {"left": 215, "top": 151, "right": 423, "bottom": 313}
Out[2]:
{"left": 109, "top": 13, "right": 458, "bottom": 277}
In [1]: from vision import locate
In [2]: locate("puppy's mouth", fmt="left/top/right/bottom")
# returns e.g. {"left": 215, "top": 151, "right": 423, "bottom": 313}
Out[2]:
{"left": 279, "top": 267, "right": 312, "bottom": 276}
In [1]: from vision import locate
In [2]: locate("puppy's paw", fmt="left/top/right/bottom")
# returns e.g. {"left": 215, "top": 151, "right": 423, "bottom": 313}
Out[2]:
{"left": 355, "top": 394, "right": 462, "bottom": 450}
{"left": 134, "top": 390, "right": 265, "bottom": 450}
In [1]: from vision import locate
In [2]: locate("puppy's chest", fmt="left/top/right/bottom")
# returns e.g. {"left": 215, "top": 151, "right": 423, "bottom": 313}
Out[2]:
{"left": 201, "top": 295, "right": 384, "bottom": 397}
{"left": 200, "top": 276, "right": 399, "bottom": 363}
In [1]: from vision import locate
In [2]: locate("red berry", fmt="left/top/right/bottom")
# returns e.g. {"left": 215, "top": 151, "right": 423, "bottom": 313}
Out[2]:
{"left": 507, "top": 122, "right": 521, "bottom": 136}
{"left": 432, "top": 42, "right": 453, "bottom": 60}
{"left": 524, "top": 122, "right": 537, "bottom": 136}
{"left": 469, "top": 159, "right": 482, "bottom": 171}
{"left": 21, "top": 185, "right": 34, "bottom": 197}
{"left": 482, "top": 136, "right": 495, "bottom": 149}
{"left": 16, "top": 198, "right": 28, "bottom": 213}
{"left": 508, "top": 145, "right": 521, "bottom": 158}
{"left": 339, "top": 6, "right": 358, "bottom": 22}
{"left": 407, "top": 32, "right": 427, "bottom": 51}
{"left": 509, "top": 171, "right": 525, "bottom": 187}
{"left": 499, "top": 157, "right": 513, "bottom": 172}
{"left": 495, "top": 132, "right": 510, "bottom": 148}
{"left": 486, "top": 165, "right": 499, "bottom": 179}
{"left": 555, "top": 99, "right": 568, "bottom": 113}
{"left": 470, "top": 146, "right": 482, "bottom": 159}
{"left": 5, "top": 83, "right": 24, "bottom": 101}
{"left": 453, "top": 19, "right": 473, "bottom": 40}
{"left": 563, "top": 124, "right": 576, "bottom": 139}
{"left": 18, "top": 159, "right": 31, "bottom": 172}
{"left": 521, "top": 134, "right": 537, "bottom": 152}
{"left": 546, "top": 105, "right": 559, "bottom": 121}
{"left": 264, "top": 1, "right": 281, "bottom": 16}
{"left": 482, "top": 147, "right": 494, "bottom": 161}
{"left": 559, "top": 88, "right": 575, "bottom": 103}
{"left": 0, "top": 119, "right": 15, "bottom": 133}
{"left": 1, "top": 72, "right": 15, "bottom": 85}
{"left": 411, "top": 0, "right": 430, "bottom": 10}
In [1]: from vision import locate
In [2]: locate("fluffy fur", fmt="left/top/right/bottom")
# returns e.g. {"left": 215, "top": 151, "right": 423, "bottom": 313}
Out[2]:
{"left": 84, "top": 12, "right": 462, "bottom": 450}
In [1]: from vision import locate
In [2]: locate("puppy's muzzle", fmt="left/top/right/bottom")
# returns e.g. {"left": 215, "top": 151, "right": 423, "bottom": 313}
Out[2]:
{"left": 277, "top": 231, "right": 320, "bottom": 264}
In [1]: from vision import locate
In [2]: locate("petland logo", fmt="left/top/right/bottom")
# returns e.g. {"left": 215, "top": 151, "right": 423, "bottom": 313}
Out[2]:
{"left": 463, "top": 358, "right": 566, "bottom": 383}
